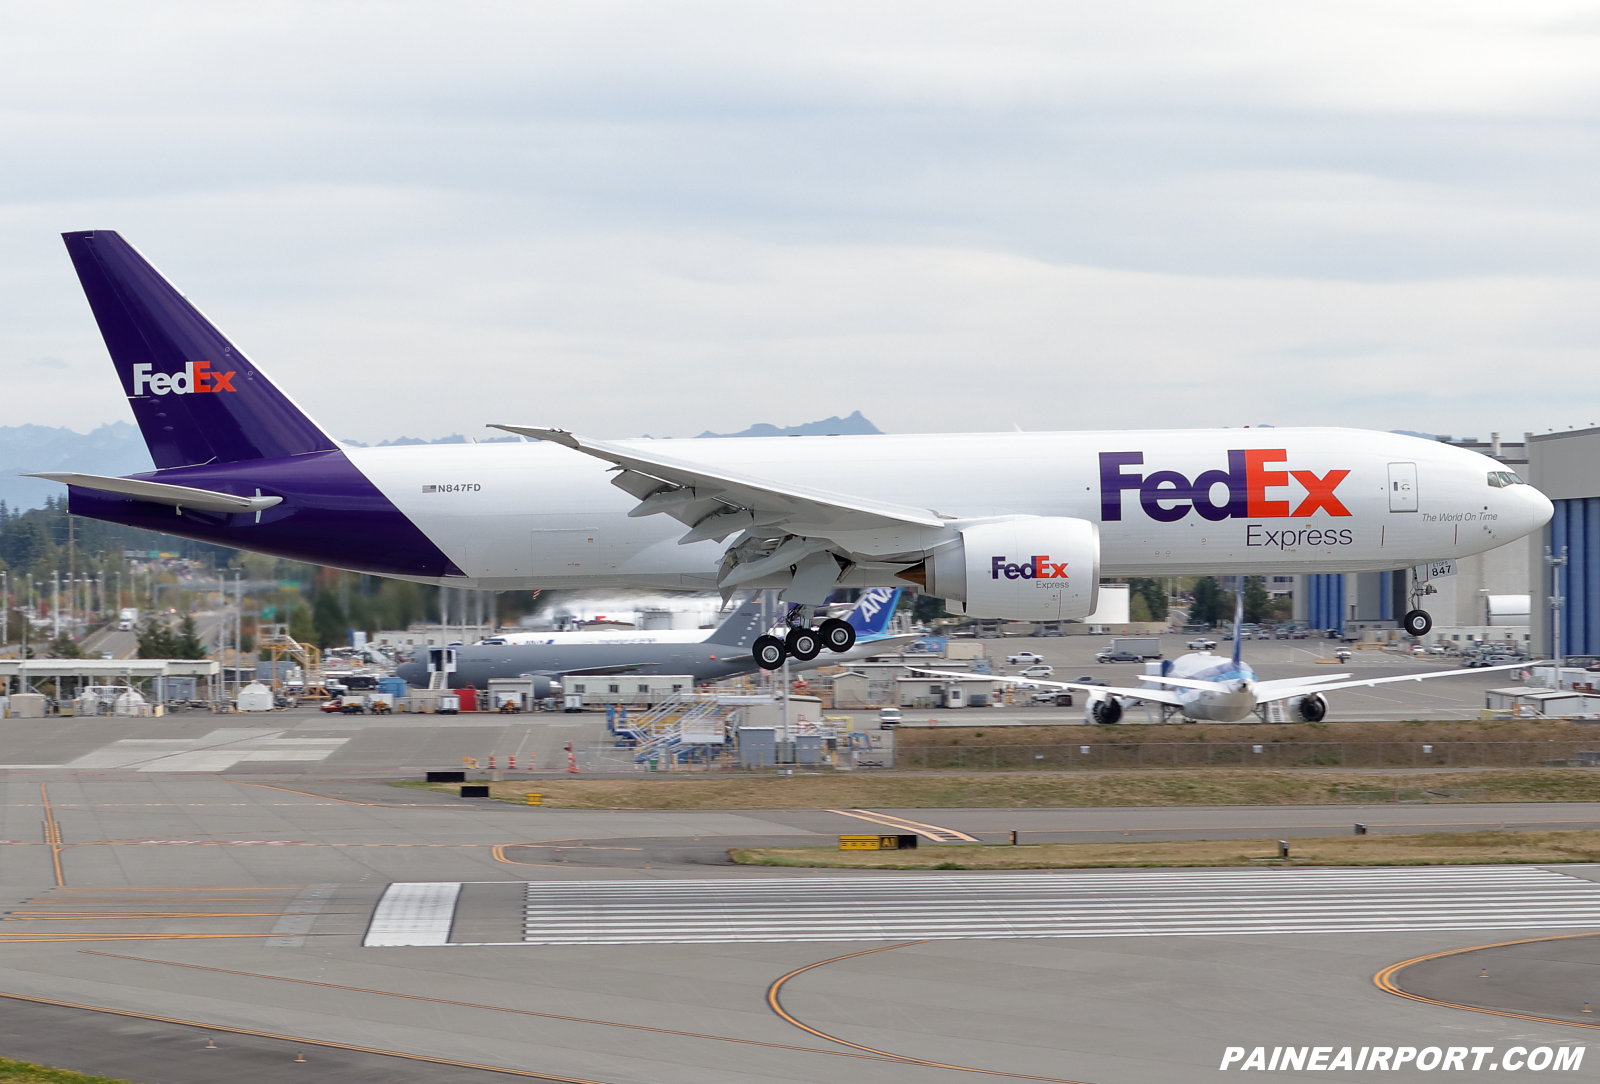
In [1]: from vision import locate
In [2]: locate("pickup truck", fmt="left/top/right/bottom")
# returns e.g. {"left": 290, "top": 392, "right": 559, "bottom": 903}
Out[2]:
{"left": 1095, "top": 649, "right": 1141, "bottom": 663}
{"left": 1186, "top": 638, "right": 1218, "bottom": 651}
{"left": 1006, "top": 651, "right": 1045, "bottom": 665}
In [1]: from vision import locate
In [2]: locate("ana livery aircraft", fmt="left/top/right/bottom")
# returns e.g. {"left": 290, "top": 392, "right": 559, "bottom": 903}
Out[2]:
{"left": 398, "top": 587, "right": 913, "bottom": 694}
{"left": 919, "top": 587, "right": 1539, "bottom": 723}
{"left": 37, "top": 232, "right": 1553, "bottom": 669}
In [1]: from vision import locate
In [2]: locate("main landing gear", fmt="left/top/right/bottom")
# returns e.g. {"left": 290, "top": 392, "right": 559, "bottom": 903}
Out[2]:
{"left": 753, "top": 614, "right": 857, "bottom": 670}
{"left": 1402, "top": 609, "right": 1433, "bottom": 637}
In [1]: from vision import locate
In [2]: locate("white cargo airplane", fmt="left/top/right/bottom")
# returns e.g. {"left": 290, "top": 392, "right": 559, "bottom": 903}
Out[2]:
{"left": 47, "top": 231, "right": 1554, "bottom": 672}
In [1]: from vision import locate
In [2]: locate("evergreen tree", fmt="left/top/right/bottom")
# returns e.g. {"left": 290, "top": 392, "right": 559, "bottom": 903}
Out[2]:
{"left": 175, "top": 614, "right": 207, "bottom": 659}
{"left": 1127, "top": 578, "right": 1169, "bottom": 621}
{"left": 1189, "top": 577, "right": 1223, "bottom": 625}
{"left": 1242, "top": 577, "right": 1270, "bottom": 624}
{"left": 312, "top": 592, "right": 347, "bottom": 648}
{"left": 47, "top": 632, "right": 82, "bottom": 659}
{"left": 137, "top": 621, "right": 178, "bottom": 658}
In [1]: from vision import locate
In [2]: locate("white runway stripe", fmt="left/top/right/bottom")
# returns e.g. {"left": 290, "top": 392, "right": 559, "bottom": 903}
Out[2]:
{"left": 514, "top": 866, "right": 1600, "bottom": 945}
{"left": 365, "top": 882, "right": 461, "bottom": 946}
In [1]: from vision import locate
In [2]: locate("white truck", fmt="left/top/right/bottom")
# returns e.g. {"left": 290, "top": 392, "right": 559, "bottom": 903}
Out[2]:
{"left": 1103, "top": 636, "right": 1163, "bottom": 660}
{"left": 117, "top": 607, "right": 138, "bottom": 631}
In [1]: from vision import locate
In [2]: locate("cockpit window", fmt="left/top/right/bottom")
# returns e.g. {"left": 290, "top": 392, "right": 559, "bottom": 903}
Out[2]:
{"left": 1487, "top": 471, "right": 1523, "bottom": 488}
{"left": 1503, "top": 471, "right": 1524, "bottom": 485}
{"left": 1488, "top": 472, "right": 1503, "bottom": 488}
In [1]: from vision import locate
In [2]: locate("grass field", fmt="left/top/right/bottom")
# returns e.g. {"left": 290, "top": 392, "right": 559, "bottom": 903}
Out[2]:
{"left": 397, "top": 766, "right": 1600, "bottom": 809}
{"left": 730, "top": 829, "right": 1600, "bottom": 869}
{"left": 0, "top": 1057, "right": 133, "bottom": 1083}
{"left": 894, "top": 718, "right": 1596, "bottom": 749}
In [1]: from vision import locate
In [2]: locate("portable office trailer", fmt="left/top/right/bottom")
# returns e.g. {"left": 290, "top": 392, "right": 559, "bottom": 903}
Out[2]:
{"left": 561, "top": 674, "right": 693, "bottom": 709}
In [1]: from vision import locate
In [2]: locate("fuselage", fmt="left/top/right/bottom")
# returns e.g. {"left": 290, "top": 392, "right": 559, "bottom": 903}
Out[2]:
{"left": 1145, "top": 652, "right": 1260, "bottom": 722}
{"left": 68, "top": 427, "right": 1552, "bottom": 590}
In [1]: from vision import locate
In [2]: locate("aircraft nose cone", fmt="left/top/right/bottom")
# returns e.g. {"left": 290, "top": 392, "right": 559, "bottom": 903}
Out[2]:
{"left": 395, "top": 662, "right": 424, "bottom": 687}
{"left": 1525, "top": 485, "right": 1555, "bottom": 533}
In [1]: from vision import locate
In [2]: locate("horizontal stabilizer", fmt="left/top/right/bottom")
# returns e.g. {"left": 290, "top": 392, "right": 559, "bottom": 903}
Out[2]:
{"left": 26, "top": 472, "right": 283, "bottom": 514}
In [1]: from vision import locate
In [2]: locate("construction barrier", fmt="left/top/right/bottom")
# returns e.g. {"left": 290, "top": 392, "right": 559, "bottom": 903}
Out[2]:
{"left": 839, "top": 834, "right": 918, "bottom": 851}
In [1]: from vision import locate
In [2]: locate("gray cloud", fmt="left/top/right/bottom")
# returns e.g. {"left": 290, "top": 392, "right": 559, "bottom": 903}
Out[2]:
{"left": 2, "top": 1, "right": 1599, "bottom": 442}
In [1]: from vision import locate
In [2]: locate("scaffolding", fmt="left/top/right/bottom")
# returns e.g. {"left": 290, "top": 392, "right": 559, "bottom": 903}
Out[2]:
{"left": 257, "top": 623, "right": 331, "bottom": 698}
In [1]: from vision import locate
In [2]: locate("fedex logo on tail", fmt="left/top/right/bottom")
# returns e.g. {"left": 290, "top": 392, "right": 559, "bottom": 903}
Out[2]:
{"left": 1100, "top": 450, "right": 1351, "bottom": 523}
{"left": 991, "top": 556, "right": 1069, "bottom": 580}
{"left": 131, "top": 361, "right": 237, "bottom": 396}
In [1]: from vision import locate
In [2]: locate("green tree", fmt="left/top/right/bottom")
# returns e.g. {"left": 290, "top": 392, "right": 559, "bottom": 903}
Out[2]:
{"left": 1127, "top": 578, "right": 1169, "bottom": 621}
{"left": 47, "top": 632, "right": 83, "bottom": 659}
{"left": 287, "top": 602, "right": 316, "bottom": 646}
{"left": 911, "top": 594, "right": 948, "bottom": 624}
{"left": 175, "top": 614, "right": 207, "bottom": 659}
{"left": 1242, "top": 577, "right": 1271, "bottom": 624}
{"left": 312, "top": 592, "right": 347, "bottom": 649}
{"left": 137, "top": 621, "right": 178, "bottom": 658}
{"left": 1189, "top": 577, "right": 1223, "bottom": 625}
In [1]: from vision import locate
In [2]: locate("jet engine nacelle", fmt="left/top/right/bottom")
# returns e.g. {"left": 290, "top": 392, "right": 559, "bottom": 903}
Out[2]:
{"left": 922, "top": 516, "right": 1100, "bottom": 621}
{"left": 1290, "top": 693, "right": 1327, "bottom": 723}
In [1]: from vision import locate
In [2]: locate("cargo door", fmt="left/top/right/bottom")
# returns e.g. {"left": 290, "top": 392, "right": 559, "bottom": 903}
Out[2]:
{"left": 1387, "top": 462, "right": 1418, "bottom": 512}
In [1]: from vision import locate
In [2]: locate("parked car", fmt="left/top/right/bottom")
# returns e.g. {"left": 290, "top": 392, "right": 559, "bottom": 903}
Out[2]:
{"left": 1006, "top": 651, "right": 1045, "bottom": 665}
{"left": 1074, "top": 676, "right": 1109, "bottom": 686}
{"left": 1095, "top": 649, "right": 1140, "bottom": 663}
{"left": 1030, "top": 691, "right": 1074, "bottom": 706}
{"left": 1186, "top": 638, "right": 1218, "bottom": 651}
{"left": 1020, "top": 665, "right": 1054, "bottom": 679}
{"left": 1335, "top": 648, "right": 1352, "bottom": 662}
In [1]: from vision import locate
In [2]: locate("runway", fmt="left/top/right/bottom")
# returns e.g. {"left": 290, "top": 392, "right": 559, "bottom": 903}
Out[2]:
{"left": 361, "top": 866, "right": 1600, "bottom": 946}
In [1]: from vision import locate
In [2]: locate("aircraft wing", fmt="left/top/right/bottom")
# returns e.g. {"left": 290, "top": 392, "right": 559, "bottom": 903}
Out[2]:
{"left": 909, "top": 668, "right": 1187, "bottom": 707}
{"left": 524, "top": 663, "right": 655, "bottom": 677}
{"left": 1252, "top": 660, "right": 1542, "bottom": 704}
{"left": 489, "top": 426, "right": 945, "bottom": 543}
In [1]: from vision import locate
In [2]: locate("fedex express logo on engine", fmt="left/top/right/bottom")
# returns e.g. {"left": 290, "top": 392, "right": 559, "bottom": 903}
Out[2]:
{"left": 1100, "top": 450, "right": 1351, "bottom": 523}
{"left": 131, "top": 361, "right": 237, "bottom": 396}
{"left": 991, "top": 556, "right": 1069, "bottom": 581}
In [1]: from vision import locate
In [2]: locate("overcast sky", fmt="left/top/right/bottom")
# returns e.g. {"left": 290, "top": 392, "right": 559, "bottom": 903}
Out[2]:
{"left": 4, "top": 2, "right": 1600, "bottom": 444}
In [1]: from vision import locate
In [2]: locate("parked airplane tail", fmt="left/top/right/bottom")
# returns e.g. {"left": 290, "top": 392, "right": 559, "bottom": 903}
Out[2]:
{"left": 847, "top": 587, "right": 902, "bottom": 637}
{"left": 61, "top": 231, "right": 337, "bottom": 470}
{"left": 1232, "top": 575, "right": 1246, "bottom": 668}
{"left": 702, "top": 593, "right": 766, "bottom": 648}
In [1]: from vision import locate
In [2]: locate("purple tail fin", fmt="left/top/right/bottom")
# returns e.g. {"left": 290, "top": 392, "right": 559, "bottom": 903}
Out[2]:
{"left": 62, "top": 231, "right": 336, "bottom": 469}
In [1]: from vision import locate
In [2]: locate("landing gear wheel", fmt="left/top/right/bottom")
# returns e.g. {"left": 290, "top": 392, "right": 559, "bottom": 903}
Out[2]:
{"left": 786, "top": 627, "right": 822, "bottom": 662}
{"left": 818, "top": 618, "right": 856, "bottom": 654}
{"left": 1402, "top": 609, "right": 1433, "bottom": 637}
{"left": 753, "top": 635, "right": 787, "bottom": 670}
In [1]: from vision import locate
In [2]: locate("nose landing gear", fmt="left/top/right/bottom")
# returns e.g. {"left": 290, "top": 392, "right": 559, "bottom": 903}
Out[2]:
{"left": 1402, "top": 609, "right": 1433, "bottom": 637}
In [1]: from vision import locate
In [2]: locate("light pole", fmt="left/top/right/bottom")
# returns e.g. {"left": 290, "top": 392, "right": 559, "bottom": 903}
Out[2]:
{"left": 1546, "top": 545, "right": 1568, "bottom": 689}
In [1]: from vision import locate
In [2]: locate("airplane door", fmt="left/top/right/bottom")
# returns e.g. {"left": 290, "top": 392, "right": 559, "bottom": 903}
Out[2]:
{"left": 1388, "top": 463, "right": 1418, "bottom": 512}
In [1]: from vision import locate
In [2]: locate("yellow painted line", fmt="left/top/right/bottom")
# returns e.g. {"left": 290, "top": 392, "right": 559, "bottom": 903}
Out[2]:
{"left": 39, "top": 783, "right": 63, "bottom": 887}
{"left": 0, "top": 986, "right": 614, "bottom": 1083}
{"left": 766, "top": 941, "right": 1093, "bottom": 1081}
{"left": 1374, "top": 931, "right": 1600, "bottom": 1030}
{"left": 84, "top": 951, "right": 907, "bottom": 1066}
{"left": 828, "top": 808, "right": 980, "bottom": 842}
{"left": 5, "top": 913, "right": 303, "bottom": 921}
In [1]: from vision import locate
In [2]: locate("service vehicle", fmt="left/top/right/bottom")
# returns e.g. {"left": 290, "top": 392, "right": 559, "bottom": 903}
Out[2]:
{"left": 1095, "top": 649, "right": 1141, "bottom": 663}
{"left": 1006, "top": 651, "right": 1045, "bottom": 665}
{"left": 1186, "top": 637, "right": 1218, "bottom": 651}
{"left": 877, "top": 706, "right": 902, "bottom": 727}
{"left": 1020, "top": 665, "right": 1054, "bottom": 678}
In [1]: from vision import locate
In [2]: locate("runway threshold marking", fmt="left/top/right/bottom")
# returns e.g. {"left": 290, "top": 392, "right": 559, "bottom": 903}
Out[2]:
{"left": 1375, "top": 931, "right": 1600, "bottom": 1031}
{"left": 0, "top": 987, "right": 617, "bottom": 1083}
{"left": 827, "top": 808, "right": 979, "bottom": 842}
{"left": 766, "top": 941, "right": 1097, "bottom": 1082}
{"left": 81, "top": 951, "right": 920, "bottom": 1067}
